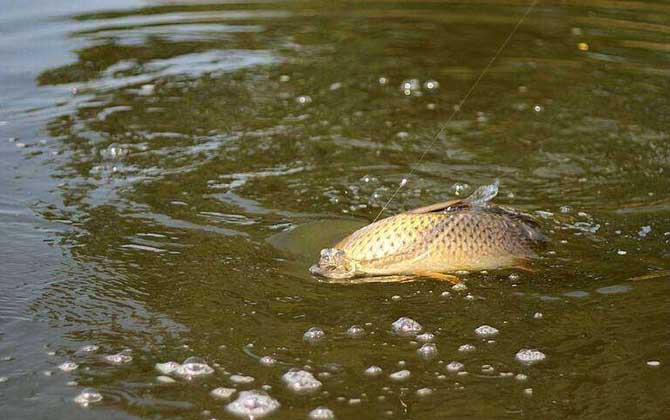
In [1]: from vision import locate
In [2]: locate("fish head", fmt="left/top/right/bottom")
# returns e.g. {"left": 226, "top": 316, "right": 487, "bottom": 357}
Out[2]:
{"left": 309, "top": 247, "right": 357, "bottom": 279}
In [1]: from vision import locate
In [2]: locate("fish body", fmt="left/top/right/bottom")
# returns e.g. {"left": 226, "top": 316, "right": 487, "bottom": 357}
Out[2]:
{"left": 310, "top": 182, "right": 544, "bottom": 280}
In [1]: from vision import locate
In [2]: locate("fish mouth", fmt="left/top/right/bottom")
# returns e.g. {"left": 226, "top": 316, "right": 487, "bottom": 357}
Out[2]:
{"left": 309, "top": 264, "right": 355, "bottom": 280}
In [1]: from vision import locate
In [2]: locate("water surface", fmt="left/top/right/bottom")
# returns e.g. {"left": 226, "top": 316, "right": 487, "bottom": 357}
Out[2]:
{"left": 1, "top": 0, "right": 669, "bottom": 418}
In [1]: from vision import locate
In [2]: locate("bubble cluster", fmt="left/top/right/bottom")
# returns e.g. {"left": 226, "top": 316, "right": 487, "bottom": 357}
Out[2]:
{"left": 104, "top": 350, "right": 133, "bottom": 364}
{"left": 225, "top": 390, "right": 280, "bottom": 419}
{"left": 281, "top": 369, "right": 322, "bottom": 394}
{"left": 391, "top": 317, "right": 423, "bottom": 336}
{"left": 260, "top": 356, "right": 277, "bottom": 366}
{"left": 58, "top": 361, "right": 79, "bottom": 372}
{"left": 211, "top": 387, "right": 237, "bottom": 400}
{"left": 515, "top": 349, "right": 546, "bottom": 365}
{"left": 458, "top": 344, "right": 476, "bottom": 353}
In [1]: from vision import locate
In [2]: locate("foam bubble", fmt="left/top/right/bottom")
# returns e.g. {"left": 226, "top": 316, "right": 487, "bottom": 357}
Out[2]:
{"left": 211, "top": 387, "right": 237, "bottom": 400}
{"left": 416, "top": 333, "right": 435, "bottom": 343}
{"left": 474, "top": 325, "right": 499, "bottom": 338}
{"left": 346, "top": 325, "right": 365, "bottom": 338}
{"left": 282, "top": 369, "right": 322, "bottom": 394}
{"left": 391, "top": 317, "right": 423, "bottom": 336}
{"left": 458, "top": 344, "right": 476, "bottom": 353}
{"left": 74, "top": 388, "right": 103, "bottom": 407}
{"left": 175, "top": 357, "right": 214, "bottom": 379}
{"left": 308, "top": 406, "right": 336, "bottom": 419}
{"left": 77, "top": 345, "right": 99, "bottom": 353}
{"left": 104, "top": 350, "right": 133, "bottom": 365}
{"left": 260, "top": 356, "right": 277, "bottom": 366}
{"left": 58, "top": 361, "right": 79, "bottom": 372}
{"left": 304, "top": 327, "right": 326, "bottom": 343}
{"left": 446, "top": 361, "right": 464, "bottom": 372}
{"left": 364, "top": 366, "right": 383, "bottom": 377}
{"left": 226, "top": 390, "right": 280, "bottom": 419}
{"left": 230, "top": 374, "right": 255, "bottom": 384}
{"left": 417, "top": 343, "right": 438, "bottom": 360}
{"left": 389, "top": 370, "right": 411, "bottom": 382}
{"left": 155, "top": 361, "right": 181, "bottom": 375}
{"left": 515, "top": 349, "right": 546, "bottom": 365}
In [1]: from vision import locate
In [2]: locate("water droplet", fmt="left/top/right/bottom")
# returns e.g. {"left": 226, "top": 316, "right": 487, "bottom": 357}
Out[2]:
{"left": 226, "top": 390, "right": 280, "bottom": 419}
{"left": 364, "top": 366, "right": 383, "bottom": 377}
{"left": 346, "top": 325, "right": 365, "bottom": 338}
{"left": 282, "top": 369, "right": 322, "bottom": 394}
{"left": 474, "top": 325, "right": 499, "bottom": 338}
{"left": 308, "top": 406, "right": 336, "bottom": 419}
{"left": 389, "top": 370, "right": 411, "bottom": 382}
{"left": 58, "top": 361, "right": 79, "bottom": 372}
{"left": 391, "top": 317, "right": 423, "bottom": 336}
{"left": 211, "top": 387, "right": 237, "bottom": 400}
{"left": 515, "top": 349, "right": 546, "bottom": 365}
{"left": 303, "top": 327, "right": 326, "bottom": 343}
{"left": 417, "top": 343, "right": 438, "bottom": 360}
{"left": 74, "top": 388, "right": 103, "bottom": 407}
{"left": 446, "top": 361, "right": 464, "bottom": 372}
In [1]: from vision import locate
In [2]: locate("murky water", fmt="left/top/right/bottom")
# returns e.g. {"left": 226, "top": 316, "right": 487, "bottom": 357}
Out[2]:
{"left": 1, "top": 0, "right": 669, "bottom": 418}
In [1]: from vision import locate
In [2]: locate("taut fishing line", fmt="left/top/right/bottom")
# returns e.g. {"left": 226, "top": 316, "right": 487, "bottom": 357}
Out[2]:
{"left": 373, "top": 0, "right": 539, "bottom": 223}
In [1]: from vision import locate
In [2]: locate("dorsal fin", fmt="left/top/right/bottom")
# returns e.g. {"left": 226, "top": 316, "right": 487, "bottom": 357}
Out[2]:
{"left": 405, "top": 199, "right": 470, "bottom": 214}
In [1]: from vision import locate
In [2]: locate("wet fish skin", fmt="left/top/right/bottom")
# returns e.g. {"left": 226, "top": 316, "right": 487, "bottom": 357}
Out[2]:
{"left": 310, "top": 186, "right": 544, "bottom": 280}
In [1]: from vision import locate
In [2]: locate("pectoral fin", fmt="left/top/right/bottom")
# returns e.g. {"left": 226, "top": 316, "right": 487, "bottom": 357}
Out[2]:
{"left": 415, "top": 271, "right": 462, "bottom": 284}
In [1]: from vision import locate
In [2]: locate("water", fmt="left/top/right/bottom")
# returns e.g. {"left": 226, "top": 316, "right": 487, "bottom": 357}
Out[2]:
{"left": 1, "top": 0, "right": 669, "bottom": 418}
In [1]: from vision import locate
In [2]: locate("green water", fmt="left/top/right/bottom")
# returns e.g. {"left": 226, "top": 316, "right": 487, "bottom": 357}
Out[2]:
{"left": 1, "top": 0, "right": 669, "bottom": 418}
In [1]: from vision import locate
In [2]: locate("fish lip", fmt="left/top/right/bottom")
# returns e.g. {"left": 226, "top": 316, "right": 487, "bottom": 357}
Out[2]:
{"left": 309, "top": 264, "right": 355, "bottom": 280}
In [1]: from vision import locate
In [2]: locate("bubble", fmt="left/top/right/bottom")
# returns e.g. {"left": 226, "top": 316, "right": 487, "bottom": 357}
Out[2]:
{"left": 423, "top": 80, "right": 439, "bottom": 90}
{"left": 391, "top": 317, "right": 423, "bottom": 336}
{"left": 595, "top": 285, "right": 632, "bottom": 295}
{"left": 474, "top": 325, "right": 499, "bottom": 338}
{"left": 416, "top": 333, "right": 435, "bottom": 343}
{"left": 452, "top": 283, "right": 467, "bottom": 291}
{"left": 296, "top": 95, "right": 312, "bottom": 105}
{"left": 515, "top": 349, "right": 546, "bottom": 365}
{"left": 481, "top": 365, "right": 495, "bottom": 374}
{"left": 446, "top": 361, "right": 464, "bottom": 372}
{"left": 417, "top": 343, "right": 438, "bottom": 360}
{"left": 533, "top": 105, "right": 543, "bottom": 112}
{"left": 400, "top": 178, "right": 408, "bottom": 187}
{"left": 346, "top": 325, "right": 365, "bottom": 338}
{"left": 58, "top": 361, "right": 79, "bottom": 372}
{"left": 157, "top": 375, "right": 176, "bottom": 384}
{"left": 533, "top": 312, "right": 544, "bottom": 319}
{"left": 309, "top": 406, "right": 336, "bottom": 419}
{"left": 646, "top": 360, "right": 661, "bottom": 367}
{"left": 329, "top": 82, "right": 343, "bottom": 91}
{"left": 225, "top": 390, "right": 280, "bottom": 419}
{"left": 416, "top": 387, "right": 433, "bottom": 397}
{"left": 378, "top": 77, "right": 388, "bottom": 85}
{"left": 74, "top": 388, "right": 103, "bottom": 407}
{"left": 617, "top": 250, "right": 627, "bottom": 255}
{"left": 104, "top": 350, "right": 133, "bottom": 365}
{"left": 577, "top": 42, "right": 589, "bottom": 51}
{"left": 348, "top": 399, "right": 362, "bottom": 406}
{"left": 515, "top": 373, "right": 528, "bottom": 381}
{"left": 523, "top": 388, "right": 534, "bottom": 396}
{"left": 440, "top": 291, "right": 451, "bottom": 298}
{"left": 304, "top": 327, "right": 326, "bottom": 343}
{"left": 279, "top": 75, "right": 290, "bottom": 82}
{"left": 139, "top": 84, "right": 155, "bottom": 96}
{"left": 638, "top": 226, "right": 652, "bottom": 237}
{"left": 211, "top": 387, "right": 237, "bottom": 400}
{"left": 0, "top": 376, "right": 8, "bottom": 383}
{"left": 364, "top": 366, "right": 383, "bottom": 377}
{"left": 78, "top": 345, "right": 99, "bottom": 354}
{"left": 175, "top": 357, "right": 214, "bottom": 379}
{"left": 230, "top": 374, "right": 255, "bottom": 384}
{"left": 260, "top": 356, "right": 277, "bottom": 366}
{"left": 389, "top": 370, "right": 411, "bottom": 382}
{"left": 282, "top": 369, "right": 322, "bottom": 394}
{"left": 508, "top": 273, "right": 520, "bottom": 281}
{"left": 391, "top": 295, "right": 401, "bottom": 301}
{"left": 458, "top": 344, "right": 476, "bottom": 353}
{"left": 155, "top": 361, "right": 181, "bottom": 375}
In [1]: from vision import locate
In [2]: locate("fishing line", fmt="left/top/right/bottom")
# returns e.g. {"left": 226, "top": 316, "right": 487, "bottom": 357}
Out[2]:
{"left": 373, "top": 0, "right": 539, "bottom": 222}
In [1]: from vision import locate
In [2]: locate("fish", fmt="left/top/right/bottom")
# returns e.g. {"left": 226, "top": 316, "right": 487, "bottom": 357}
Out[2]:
{"left": 310, "top": 181, "right": 545, "bottom": 283}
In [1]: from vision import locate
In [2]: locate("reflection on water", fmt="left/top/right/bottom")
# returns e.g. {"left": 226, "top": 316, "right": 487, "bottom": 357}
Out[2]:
{"left": 1, "top": 0, "right": 669, "bottom": 418}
